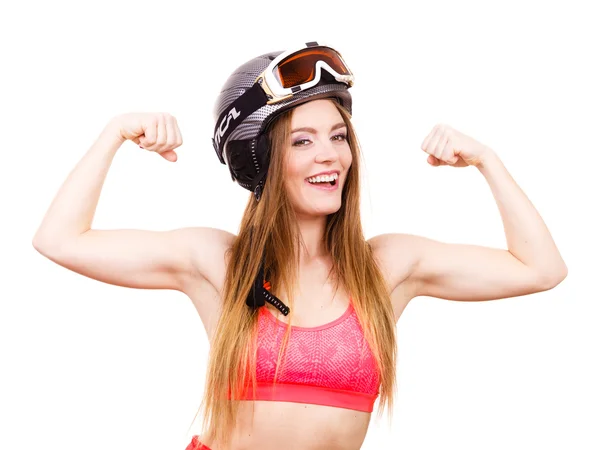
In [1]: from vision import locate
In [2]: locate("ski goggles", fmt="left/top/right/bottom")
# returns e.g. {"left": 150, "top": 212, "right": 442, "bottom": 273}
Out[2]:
{"left": 212, "top": 42, "right": 354, "bottom": 164}
{"left": 258, "top": 42, "right": 354, "bottom": 104}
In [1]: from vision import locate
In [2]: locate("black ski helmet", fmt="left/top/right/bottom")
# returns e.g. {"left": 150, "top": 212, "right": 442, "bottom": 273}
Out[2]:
{"left": 212, "top": 42, "right": 353, "bottom": 201}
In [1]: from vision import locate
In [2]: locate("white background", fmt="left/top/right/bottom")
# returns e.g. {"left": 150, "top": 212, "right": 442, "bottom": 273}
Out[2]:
{"left": 2, "top": 0, "right": 598, "bottom": 449}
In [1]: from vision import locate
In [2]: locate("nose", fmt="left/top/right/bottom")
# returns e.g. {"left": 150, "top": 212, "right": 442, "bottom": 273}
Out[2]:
{"left": 314, "top": 138, "right": 339, "bottom": 163}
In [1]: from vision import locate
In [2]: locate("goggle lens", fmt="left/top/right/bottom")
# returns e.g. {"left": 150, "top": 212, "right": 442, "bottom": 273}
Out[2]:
{"left": 274, "top": 47, "right": 351, "bottom": 88}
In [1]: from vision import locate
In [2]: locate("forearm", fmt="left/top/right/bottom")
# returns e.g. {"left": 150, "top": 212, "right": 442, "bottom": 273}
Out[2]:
{"left": 33, "top": 121, "right": 126, "bottom": 247}
{"left": 477, "top": 149, "right": 567, "bottom": 280}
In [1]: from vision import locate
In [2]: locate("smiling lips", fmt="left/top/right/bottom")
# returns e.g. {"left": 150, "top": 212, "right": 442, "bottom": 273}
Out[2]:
{"left": 303, "top": 171, "right": 341, "bottom": 192}
{"left": 304, "top": 177, "right": 339, "bottom": 191}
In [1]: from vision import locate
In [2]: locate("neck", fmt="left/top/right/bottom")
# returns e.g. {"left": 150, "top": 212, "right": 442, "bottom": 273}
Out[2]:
{"left": 295, "top": 214, "right": 329, "bottom": 264}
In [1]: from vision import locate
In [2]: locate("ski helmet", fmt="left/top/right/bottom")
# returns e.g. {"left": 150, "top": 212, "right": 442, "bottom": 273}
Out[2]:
{"left": 212, "top": 42, "right": 354, "bottom": 201}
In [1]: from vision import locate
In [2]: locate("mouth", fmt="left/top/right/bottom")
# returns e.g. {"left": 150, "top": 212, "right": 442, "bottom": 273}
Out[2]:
{"left": 304, "top": 176, "right": 339, "bottom": 191}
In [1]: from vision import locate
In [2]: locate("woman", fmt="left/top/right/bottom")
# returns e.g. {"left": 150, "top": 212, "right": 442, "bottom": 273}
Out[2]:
{"left": 32, "top": 43, "right": 567, "bottom": 450}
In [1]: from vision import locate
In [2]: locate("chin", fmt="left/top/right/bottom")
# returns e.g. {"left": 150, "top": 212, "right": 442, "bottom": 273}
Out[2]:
{"left": 289, "top": 184, "right": 344, "bottom": 217}
{"left": 302, "top": 200, "right": 342, "bottom": 217}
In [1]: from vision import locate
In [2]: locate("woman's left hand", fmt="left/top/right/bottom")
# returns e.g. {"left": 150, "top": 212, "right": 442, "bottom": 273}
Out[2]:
{"left": 421, "top": 124, "right": 493, "bottom": 168}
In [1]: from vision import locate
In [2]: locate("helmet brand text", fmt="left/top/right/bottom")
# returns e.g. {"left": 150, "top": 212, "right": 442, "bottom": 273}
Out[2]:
{"left": 214, "top": 107, "right": 241, "bottom": 147}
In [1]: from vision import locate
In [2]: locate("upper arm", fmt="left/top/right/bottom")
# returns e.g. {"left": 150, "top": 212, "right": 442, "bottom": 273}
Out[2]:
{"left": 32, "top": 227, "right": 235, "bottom": 293}
{"left": 369, "top": 233, "right": 562, "bottom": 302}
{"left": 408, "top": 235, "right": 544, "bottom": 300}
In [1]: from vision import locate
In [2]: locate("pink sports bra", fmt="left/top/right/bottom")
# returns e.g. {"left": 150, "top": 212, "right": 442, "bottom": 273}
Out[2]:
{"left": 233, "top": 300, "right": 380, "bottom": 412}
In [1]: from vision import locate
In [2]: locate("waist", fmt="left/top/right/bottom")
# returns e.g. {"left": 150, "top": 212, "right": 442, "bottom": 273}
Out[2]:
{"left": 196, "top": 399, "right": 371, "bottom": 450}
{"left": 233, "top": 381, "right": 378, "bottom": 413}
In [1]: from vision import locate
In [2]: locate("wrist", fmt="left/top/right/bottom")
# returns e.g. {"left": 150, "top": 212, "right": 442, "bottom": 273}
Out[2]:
{"left": 101, "top": 117, "right": 128, "bottom": 146}
{"left": 475, "top": 147, "right": 499, "bottom": 170}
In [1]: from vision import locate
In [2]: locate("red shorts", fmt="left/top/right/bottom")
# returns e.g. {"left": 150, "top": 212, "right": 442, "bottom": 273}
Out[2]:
{"left": 185, "top": 435, "right": 212, "bottom": 450}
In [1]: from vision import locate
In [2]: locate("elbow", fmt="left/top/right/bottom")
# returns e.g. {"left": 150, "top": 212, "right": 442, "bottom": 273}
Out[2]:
{"left": 32, "top": 236, "right": 53, "bottom": 257}
{"left": 553, "top": 261, "right": 569, "bottom": 286}
{"left": 32, "top": 232, "right": 62, "bottom": 256}
{"left": 538, "top": 263, "right": 568, "bottom": 290}
{"left": 32, "top": 233, "right": 47, "bottom": 253}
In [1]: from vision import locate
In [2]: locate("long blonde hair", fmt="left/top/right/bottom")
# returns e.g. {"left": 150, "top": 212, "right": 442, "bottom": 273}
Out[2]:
{"left": 191, "top": 99, "right": 397, "bottom": 448}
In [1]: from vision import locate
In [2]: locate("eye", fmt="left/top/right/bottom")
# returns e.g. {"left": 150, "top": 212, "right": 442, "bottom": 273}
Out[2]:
{"left": 332, "top": 133, "right": 348, "bottom": 142}
{"left": 292, "top": 139, "right": 311, "bottom": 147}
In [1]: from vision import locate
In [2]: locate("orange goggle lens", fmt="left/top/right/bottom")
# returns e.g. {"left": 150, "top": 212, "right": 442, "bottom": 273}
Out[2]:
{"left": 274, "top": 47, "right": 351, "bottom": 88}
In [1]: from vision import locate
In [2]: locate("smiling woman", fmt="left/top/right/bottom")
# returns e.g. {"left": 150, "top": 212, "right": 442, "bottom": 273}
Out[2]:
{"left": 189, "top": 45, "right": 399, "bottom": 448}
{"left": 30, "top": 38, "right": 569, "bottom": 450}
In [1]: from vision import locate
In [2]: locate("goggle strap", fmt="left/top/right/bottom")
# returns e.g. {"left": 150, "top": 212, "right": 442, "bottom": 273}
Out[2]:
{"left": 212, "top": 82, "right": 269, "bottom": 164}
{"left": 250, "top": 161, "right": 269, "bottom": 202}
{"left": 245, "top": 230, "right": 290, "bottom": 316}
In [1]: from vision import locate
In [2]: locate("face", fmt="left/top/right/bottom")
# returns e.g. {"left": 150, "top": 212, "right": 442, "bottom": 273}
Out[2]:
{"left": 283, "top": 99, "right": 352, "bottom": 219}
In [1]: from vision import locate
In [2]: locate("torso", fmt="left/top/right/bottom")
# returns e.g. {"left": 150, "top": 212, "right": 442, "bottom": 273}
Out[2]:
{"left": 183, "top": 238, "right": 414, "bottom": 450}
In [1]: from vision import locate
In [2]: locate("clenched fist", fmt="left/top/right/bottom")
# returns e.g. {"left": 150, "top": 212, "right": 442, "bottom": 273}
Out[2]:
{"left": 420, "top": 123, "right": 493, "bottom": 168}
{"left": 108, "top": 112, "right": 183, "bottom": 162}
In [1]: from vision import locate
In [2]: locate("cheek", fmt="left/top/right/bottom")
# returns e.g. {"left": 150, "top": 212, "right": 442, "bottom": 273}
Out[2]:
{"left": 285, "top": 154, "right": 309, "bottom": 179}
{"left": 283, "top": 159, "right": 303, "bottom": 195}
{"left": 342, "top": 146, "right": 353, "bottom": 167}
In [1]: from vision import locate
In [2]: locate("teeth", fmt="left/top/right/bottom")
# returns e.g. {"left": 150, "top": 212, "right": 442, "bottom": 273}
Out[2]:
{"left": 307, "top": 173, "right": 338, "bottom": 183}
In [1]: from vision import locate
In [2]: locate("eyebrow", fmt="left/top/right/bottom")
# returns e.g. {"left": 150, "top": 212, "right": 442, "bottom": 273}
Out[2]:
{"left": 291, "top": 122, "right": 347, "bottom": 134}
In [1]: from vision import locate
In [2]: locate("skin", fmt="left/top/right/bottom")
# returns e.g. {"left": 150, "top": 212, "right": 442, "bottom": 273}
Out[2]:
{"left": 283, "top": 99, "right": 353, "bottom": 261}
{"left": 33, "top": 101, "right": 567, "bottom": 450}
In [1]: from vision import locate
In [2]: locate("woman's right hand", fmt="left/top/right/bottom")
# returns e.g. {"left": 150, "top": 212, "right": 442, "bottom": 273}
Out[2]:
{"left": 109, "top": 112, "right": 183, "bottom": 162}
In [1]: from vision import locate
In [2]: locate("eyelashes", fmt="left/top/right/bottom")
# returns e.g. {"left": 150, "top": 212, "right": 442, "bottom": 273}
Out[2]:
{"left": 292, "top": 134, "right": 348, "bottom": 147}
{"left": 332, "top": 134, "right": 348, "bottom": 142}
